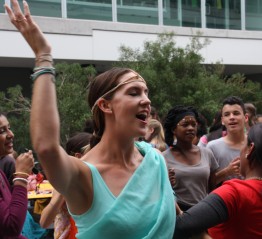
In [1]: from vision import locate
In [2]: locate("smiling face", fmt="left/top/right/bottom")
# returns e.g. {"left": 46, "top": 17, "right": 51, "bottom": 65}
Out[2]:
{"left": 107, "top": 72, "right": 151, "bottom": 138}
{"left": 173, "top": 116, "right": 198, "bottom": 143}
{"left": 221, "top": 104, "right": 247, "bottom": 134}
{"left": 0, "top": 115, "right": 14, "bottom": 157}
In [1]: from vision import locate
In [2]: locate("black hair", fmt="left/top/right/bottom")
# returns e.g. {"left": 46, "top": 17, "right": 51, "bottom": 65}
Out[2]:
{"left": 150, "top": 106, "right": 160, "bottom": 121}
{"left": 196, "top": 113, "right": 208, "bottom": 138}
{"left": 0, "top": 112, "right": 7, "bottom": 117}
{"left": 163, "top": 105, "right": 199, "bottom": 146}
{"left": 83, "top": 118, "right": 94, "bottom": 134}
{"left": 222, "top": 96, "right": 245, "bottom": 114}
{"left": 247, "top": 123, "right": 262, "bottom": 166}
{"left": 66, "top": 132, "right": 92, "bottom": 156}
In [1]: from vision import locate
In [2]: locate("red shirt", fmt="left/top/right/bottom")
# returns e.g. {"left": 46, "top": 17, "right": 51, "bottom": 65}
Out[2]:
{"left": 208, "top": 179, "right": 262, "bottom": 239}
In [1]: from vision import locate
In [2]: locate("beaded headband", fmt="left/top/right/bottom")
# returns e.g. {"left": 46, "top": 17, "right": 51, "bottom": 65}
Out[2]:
{"left": 91, "top": 74, "right": 146, "bottom": 114}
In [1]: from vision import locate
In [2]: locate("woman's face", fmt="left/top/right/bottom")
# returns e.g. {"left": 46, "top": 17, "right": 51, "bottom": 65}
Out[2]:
{"left": 173, "top": 116, "right": 197, "bottom": 143}
{"left": 108, "top": 72, "right": 151, "bottom": 138}
{"left": 0, "top": 115, "right": 14, "bottom": 157}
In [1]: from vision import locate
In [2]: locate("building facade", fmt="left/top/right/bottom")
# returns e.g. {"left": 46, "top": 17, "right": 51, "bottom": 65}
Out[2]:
{"left": 1, "top": 0, "right": 262, "bottom": 93}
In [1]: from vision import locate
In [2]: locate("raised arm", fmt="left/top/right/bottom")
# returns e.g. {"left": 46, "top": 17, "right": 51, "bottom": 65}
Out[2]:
{"left": 4, "top": 0, "right": 79, "bottom": 195}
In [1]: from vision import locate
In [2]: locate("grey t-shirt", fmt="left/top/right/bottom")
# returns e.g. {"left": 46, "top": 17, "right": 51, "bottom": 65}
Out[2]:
{"left": 163, "top": 147, "right": 218, "bottom": 207}
{"left": 207, "top": 137, "right": 241, "bottom": 181}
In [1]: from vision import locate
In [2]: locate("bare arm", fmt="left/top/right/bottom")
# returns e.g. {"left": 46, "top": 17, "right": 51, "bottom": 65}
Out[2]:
{"left": 40, "top": 189, "right": 65, "bottom": 228}
{"left": 5, "top": 0, "right": 81, "bottom": 195}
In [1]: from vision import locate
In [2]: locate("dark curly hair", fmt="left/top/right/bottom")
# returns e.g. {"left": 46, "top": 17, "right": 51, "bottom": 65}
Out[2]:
{"left": 163, "top": 105, "right": 199, "bottom": 147}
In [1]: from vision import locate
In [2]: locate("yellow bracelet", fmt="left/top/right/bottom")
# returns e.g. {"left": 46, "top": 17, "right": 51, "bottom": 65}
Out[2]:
{"left": 13, "top": 172, "right": 30, "bottom": 178}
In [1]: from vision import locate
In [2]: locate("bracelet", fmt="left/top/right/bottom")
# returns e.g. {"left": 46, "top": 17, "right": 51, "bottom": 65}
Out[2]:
{"left": 13, "top": 172, "right": 29, "bottom": 178}
{"left": 30, "top": 68, "right": 56, "bottom": 82}
{"left": 35, "top": 53, "right": 53, "bottom": 64}
{"left": 33, "top": 66, "right": 55, "bottom": 72}
{"left": 13, "top": 177, "right": 28, "bottom": 184}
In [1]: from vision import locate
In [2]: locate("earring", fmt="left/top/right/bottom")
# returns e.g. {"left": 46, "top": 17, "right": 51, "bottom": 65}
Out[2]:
{"left": 245, "top": 153, "right": 248, "bottom": 159}
{"left": 173, "top": 137, "right": 177, "bottom": 146}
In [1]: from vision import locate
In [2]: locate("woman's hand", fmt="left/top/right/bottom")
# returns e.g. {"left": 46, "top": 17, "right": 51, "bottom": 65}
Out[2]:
{"left": 15, "top": 150, "right": 34, "bottom": 175}
{"left": 5, "top": 0, "right": 51, "bottom": 57}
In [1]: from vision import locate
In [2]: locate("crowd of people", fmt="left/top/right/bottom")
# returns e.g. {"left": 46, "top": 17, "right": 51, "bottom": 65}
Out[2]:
{"left": 0, "top": 0, "right": 262, "bottom": 238}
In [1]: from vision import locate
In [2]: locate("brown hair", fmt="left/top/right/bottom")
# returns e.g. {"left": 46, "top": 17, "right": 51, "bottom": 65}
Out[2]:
{"left": 66, "top": 132, "right": 92, "bottom": 156}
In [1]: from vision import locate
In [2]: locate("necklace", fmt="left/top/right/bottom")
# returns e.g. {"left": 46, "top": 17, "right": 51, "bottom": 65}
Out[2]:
{"left": 245, "top": 176, "right": 262, "bottom": 181}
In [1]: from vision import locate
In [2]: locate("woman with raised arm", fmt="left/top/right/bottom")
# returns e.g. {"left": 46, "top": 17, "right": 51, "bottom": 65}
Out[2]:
{"left": 5, "top": 1, "right": 175, "bottom": 238}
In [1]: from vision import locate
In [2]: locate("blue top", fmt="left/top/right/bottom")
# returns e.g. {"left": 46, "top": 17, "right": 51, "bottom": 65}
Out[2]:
{"left": 69, "top": 141, "right": 176, "bottom": 239}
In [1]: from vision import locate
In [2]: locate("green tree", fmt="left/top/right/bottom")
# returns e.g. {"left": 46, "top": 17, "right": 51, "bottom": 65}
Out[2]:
{"left": 117, "top": 32, "right": 262, "bottom": 124}
{"left": 0, "top": 63, "right": 96, "bottom": 153}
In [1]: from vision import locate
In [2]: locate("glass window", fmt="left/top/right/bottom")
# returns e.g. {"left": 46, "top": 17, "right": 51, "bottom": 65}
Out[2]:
{"left": 27, "top": 0, "right": 62, "bottom": 17}
{"left": 67, "top": 0, "right": 112, "bottom": 21}
{"left": 164, "top": 0, "right": 201, "bottom": 28}
{"left": 117, "top": 0, "right": 158, "bottom": 25}
{"left": 206, "top": 0, "right": 241, "bottom": 30}
{"left": 0, "top": 0, "right": 5, "bottom": 13}
{"left": 246, "top": 0, "right": 262, "bottom": 31}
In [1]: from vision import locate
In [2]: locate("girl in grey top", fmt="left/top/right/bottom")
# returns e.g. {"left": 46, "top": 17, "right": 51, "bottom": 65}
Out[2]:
{"left": 163, "top": 105, "right": 219, "bottom": 211}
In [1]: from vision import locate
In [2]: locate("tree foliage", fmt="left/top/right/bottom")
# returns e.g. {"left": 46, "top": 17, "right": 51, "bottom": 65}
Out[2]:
{"left": 117, "top": 32, "right": 262, "bottom": 124}
{"left": 0, "top": 63, "right": 96, "bottom": 152}
{"left": 1, "top": 33, "right": 262, "bottom": 152}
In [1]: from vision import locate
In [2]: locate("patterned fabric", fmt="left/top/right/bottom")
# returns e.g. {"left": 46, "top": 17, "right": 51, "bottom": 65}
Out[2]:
{"left": 54, "top": 203, "right": 71, "bottom": 239}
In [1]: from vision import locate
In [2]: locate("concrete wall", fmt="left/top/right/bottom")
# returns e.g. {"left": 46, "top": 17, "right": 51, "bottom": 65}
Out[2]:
{"left": 1, "top": 14, "right": 262, "bottom": 69}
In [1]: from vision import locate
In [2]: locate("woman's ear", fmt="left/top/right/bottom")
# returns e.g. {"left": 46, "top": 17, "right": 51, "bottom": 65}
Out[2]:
{"left": 74, "top": 152, "right": 82, "bottom": 159}
{"left": 246, "top": 142, "right": 255, "bottom": 159}
{"left": 97, "top": 99, "right": 112, "bottom": 114}
{"left": 244, "top": 113, "right": 249, "bottom": 124}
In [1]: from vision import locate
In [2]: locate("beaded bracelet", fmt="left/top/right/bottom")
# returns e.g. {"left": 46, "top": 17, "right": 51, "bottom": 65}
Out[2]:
{"left": 13, "top": 172, "right": 29, "bottom": 178}
{"left": 30, "top": 68, "right": 56, "bottom": 82}
{"left": 13, "top": 177, "right": 28, "bottom": 184}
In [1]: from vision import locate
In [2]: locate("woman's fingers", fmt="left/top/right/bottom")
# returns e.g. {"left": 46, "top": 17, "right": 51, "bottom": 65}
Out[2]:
{"left": 5, "top": 0, "right": 26, "bottom": 27}
{"left": 23, "top": 1, "right": 33, "bottom": 24}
